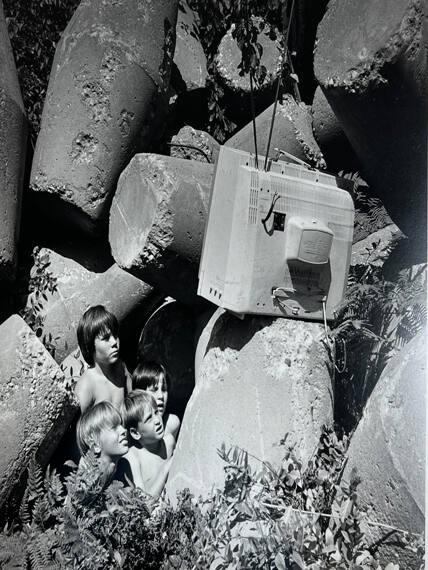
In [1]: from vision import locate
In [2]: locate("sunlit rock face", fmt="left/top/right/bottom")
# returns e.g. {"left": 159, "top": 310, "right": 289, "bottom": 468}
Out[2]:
{"left": 167, "top": 309, "right": 333, "bottom": 499}
{"left": 342, "top": 330, "right": 426, "bottom": 569}
{"left": 0, "top": 3, "right": 27, "bottom": 283}
{"left": 314, "top": 0, "right": 427, "bottom": 254}
{"left": 0, "top": 315, "right": 76, "bottom": 514}
{"left": 30, "top": 0, "right": 178, "bottom": 237}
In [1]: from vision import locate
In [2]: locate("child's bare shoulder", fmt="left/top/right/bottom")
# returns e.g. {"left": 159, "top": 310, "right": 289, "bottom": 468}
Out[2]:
{"left": 75, "top": 368, "right": 96, "bottom": 410}
{"left": 165, "top": 413, "right": 180, "bottom": 439}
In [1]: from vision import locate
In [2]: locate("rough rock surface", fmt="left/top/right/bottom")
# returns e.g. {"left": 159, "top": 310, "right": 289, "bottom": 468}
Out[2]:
{"left": 30, "top": 0, "right": 178, "bottom": 237}
{"left": 25, "top": 248, "right": 158, "bottom": 363}
{"left": 215, "top": 20, "right": 281, "bottom": 122}
{"left": 315, "top": 0, "right": 427, "bottom": 253}
{"left": 138, "top": 300, "right": 196, "bottom": 417}
{"left": 109, "top": 154, "right": 214, "bottom": 305}
{"left": 0, "top": 3, "right": 27, "bottom": 282}
{"left": 173, "top": 0, "right": 207, "bottom": 92}
{"left": 170, "top": 126, "right": 220, "bottom": 164}
{"left": 0, "top": 315, "right": 76, "bottom": 511}
{"left": 342, "top": 330, "right": 426, "bottom": 568}
{"left": 351, "top": 224, "right": 404, "bottom": 268}
{"left": 167, "top": 309, "right": 333, "bottom": 499}
{"left": 311, "top": 86, "right": 358, "bottom": 171}
{"left": 226, "top": 94, "right": 325, "bottom": 167}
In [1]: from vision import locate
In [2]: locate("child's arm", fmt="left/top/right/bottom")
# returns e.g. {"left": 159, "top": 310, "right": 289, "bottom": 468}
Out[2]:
{"left": 75, "top": 373, "right": 94, "bottom": 413}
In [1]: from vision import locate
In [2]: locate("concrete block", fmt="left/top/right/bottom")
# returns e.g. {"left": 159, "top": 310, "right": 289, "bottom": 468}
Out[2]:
{"left": 30, "top": 0, "right": 178, "bottom": 237}
{"left": 314, "top": 0, "right": 427, "bottom": 253}
{"left": 342, "top": 330, "right": 426, "bottom": 568}
{"left": 0, "top": 3, "right": 27, "bottom": 282}
{"left": 109, "top": 153, "right": 214, "bottom": 305}
{"left": 226, "top": 94, "right": 326, "bottom": 168}
{"left": 25, "top": 248, "right": 158, "bottom": 363}
{"left": 173, "top": 0, "right": 208, "bottom": 92}
{"left": 0, "top": 315, "right": 76, "bottom": 511}
{"left": 170, "top": 126, "right": 220, "bottom": 164}
{"left": 167, "top": 309, "right": 333, "bottom": 499}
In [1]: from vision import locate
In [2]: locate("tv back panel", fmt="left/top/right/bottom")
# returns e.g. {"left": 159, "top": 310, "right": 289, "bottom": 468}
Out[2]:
{"left": 198, "top": 146, "right": 355, "bottom": 321}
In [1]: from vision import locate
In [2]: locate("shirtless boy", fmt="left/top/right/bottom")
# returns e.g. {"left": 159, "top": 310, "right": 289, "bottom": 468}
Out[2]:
{"left": 75, "top": 305, "right": 132, "bottom": 413}
{"left": 132, "top": 361, "right": 180, "bottom": 439}
{"left": 121, "top": 390, "right": 176, "bottom": 498}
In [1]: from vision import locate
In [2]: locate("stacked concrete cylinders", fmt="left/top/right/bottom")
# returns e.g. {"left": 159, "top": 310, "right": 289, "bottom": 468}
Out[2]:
{"left": 30, "top": 0, "right": 179, "bottom": 237}
{"left": 0, "top": 2, "right": 27, "bottom": 282}
{"left": 109, "top": 154, "right": 214, "bottom": 305}
{"left": 314, "top": 0, "right": 427, "bottom": 253}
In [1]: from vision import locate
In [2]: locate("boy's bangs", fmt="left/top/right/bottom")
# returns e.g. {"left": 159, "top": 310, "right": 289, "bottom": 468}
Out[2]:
{"left": 95, "top": 312, "right": 118, "bottom": 338}
{"left": 99, "top": 407, "right": 122, "bottom": 430}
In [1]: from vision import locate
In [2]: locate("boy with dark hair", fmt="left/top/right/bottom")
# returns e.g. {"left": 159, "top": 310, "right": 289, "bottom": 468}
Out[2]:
{"left": 75, "top": 305, "right": 132, "bottom": 413}
{"left": 121, "top": 390, "right": 176, "bottom": 498}
{"left": 132, "top": 360, "right": 180, "bottom": 438}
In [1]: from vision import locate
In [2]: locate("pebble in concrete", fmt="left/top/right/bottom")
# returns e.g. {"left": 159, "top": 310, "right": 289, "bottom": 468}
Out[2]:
{"left": 314, "top": 0, "right": 427, "bottom": 252}
{"left": 226, "top": 94, "right": 326, "bottom": 168}
{"left": 167, "top": 309, "right": 333, "bottom": 499}
{"left": 30, "top": 0, "right": 178, "bottom": 237}
{"left": 25, "top": 248, "right": 158, "bottom": 363}
{"left": 109, "top": 154, "right": 214, "bottom": 305}
{"left": 0, "top": 315, "right": 76, "bottom": 512}
{"left": 342, "top": 330, "right": 426, "bottom": 569}
{"left": 0, "top": 3, "right": 27, "bottom": 282}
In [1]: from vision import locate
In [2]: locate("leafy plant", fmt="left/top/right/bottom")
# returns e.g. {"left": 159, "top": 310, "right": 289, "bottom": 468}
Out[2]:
{"left": 1, "top": 427, "right": 422, "bottom": 569}
{"left": 329, "top": 243, "right": 426, "bottom": 431}
{"left": 19, "top": 247, "right": 58, "bottom": 356}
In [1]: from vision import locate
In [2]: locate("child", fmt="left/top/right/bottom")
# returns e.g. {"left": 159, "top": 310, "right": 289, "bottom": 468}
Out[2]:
{"left": 75, "top": 401, "right": 129, "bottom": 501}
{"left": 132, "top": 361, "right": 180, "bottom": 438}
{"left": 75, "top": 305, "right": 132, "bottom": 413}
{"left": 120, "top": 390, "right": 176, "bottom": 498}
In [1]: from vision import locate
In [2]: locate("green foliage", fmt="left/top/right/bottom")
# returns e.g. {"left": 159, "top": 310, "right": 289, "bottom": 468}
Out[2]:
{"left": 1, "top": 428, "right": 422, "bottom": 569}
{"left": 3, "top": 0, "right": 80, "bottom": 143}
{"left": 19, "top": 247, "right": 58, "bottom": 356}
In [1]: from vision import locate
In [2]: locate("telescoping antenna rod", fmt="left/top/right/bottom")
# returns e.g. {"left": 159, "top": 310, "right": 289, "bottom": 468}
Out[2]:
{"left": 264, "top": 0, "right": 297, "bottom": 170}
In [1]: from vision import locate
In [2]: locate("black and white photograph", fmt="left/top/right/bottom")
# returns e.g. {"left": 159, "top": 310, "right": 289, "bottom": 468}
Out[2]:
{"left": 0, "top": 0, "right": 426, "bottom": 568}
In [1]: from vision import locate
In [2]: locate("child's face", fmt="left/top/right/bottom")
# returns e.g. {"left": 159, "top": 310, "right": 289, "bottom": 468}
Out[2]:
{"left": 136, "top": 404, "right": 164, "bottom": 444}
{"left": 98, "top": 422, "right": 129, "bottom": 459}
{"left": 147, "top": 374, "right": 168, "bottom": 417}
{"left": 94, "top": 330, "right": 120, "bottom": 365}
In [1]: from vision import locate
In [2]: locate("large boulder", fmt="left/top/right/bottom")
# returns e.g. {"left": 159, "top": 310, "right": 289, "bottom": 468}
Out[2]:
{"left": 314, "top": 0, "right": 427, "bottom": 255}
{"left": 30, "top": 0, "right": 178, "bottom": 237}
{"left": 214, "top": 19, "right": 281, "bottom": 123}
{"left": 170, "top": 126, "right": 220, "bottom": 164}
{"left": 137, "top": 300, "right": 197, "bottom": 417}
{"left": 342, "top": 330, "right": 426, "bottom": 568}
{"left": 0, "top": 315, "right": 76, "bottom": 513}
{"left": 226, "top": 94, "right": 325, "bottom": 168}
{"left": 173, "top": 0, "right": 207, "bottom": 93}
{"left": 25, "top": 248, "right": 159, "bottom": 363}
{"left": 0, "top": 2, "right": 27, "bottom": 283}
{"left": 167, "top": 309, "right": 333, "bottom": 499}
{"left": 312, "top": 86, "right": 358, "bottom": 172}
{"left": 109, "top": 154, "right": 213, "bottom": 305}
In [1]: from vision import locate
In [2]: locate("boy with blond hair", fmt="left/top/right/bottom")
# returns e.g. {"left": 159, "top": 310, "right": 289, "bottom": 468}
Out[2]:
{"left": 120, "top": 390, "right": 176, "bottom": 498}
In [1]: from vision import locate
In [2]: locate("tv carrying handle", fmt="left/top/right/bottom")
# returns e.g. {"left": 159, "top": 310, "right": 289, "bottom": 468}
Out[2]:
{"left": 274, "top": 148, "right": 311, "bottom": 168}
